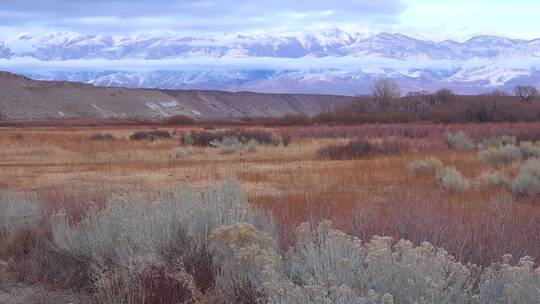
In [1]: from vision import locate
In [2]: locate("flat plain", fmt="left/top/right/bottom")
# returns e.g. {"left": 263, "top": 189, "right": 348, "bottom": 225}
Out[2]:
{"left": 1, "top": 122, "right": 539, "bottom": 303}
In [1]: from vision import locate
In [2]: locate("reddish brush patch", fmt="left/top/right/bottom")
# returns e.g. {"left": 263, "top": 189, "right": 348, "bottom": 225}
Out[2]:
{"left": 179, "top": 249, "right": 215, "bottom": 293}
{"left": 87, "top": 133, "right": 116, "bottom": 141}
{"left": 96, "top": 262, "right": 195, "bottom": 304}
{"left": 0, "top": 228, "right": 39, "bottom": 260}
{"left": 317, "top": 138, "right": 407, "bottom": 160}
{"left": 183, "top": 129, "right": 284, "bottom": 146}
{"left": 161, "top": 115, "right": 196, "bottom": 126}
{"left": 130, "top": 130, "right": 172, "bottom": 141}
{"left": 254, "top": 192, "right": 540, "bottom": 267}
{"left": 313, "top": 111, "right": 417, "bottom": 125}
{"left": 37, "top": 186, "right": 110, "bottom": 223}
{"left": 8, "top": 241, "right": 91, "bottom": 290}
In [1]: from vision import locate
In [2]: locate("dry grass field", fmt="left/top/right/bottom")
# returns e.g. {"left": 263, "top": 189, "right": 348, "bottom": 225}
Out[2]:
{"left": 1, "top": 122, "right": 540, "bottom": 303}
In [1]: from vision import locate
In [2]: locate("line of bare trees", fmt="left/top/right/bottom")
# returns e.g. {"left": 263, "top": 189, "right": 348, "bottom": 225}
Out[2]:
{"left": 340, "top": 78, "right": 540, "bottom": 123}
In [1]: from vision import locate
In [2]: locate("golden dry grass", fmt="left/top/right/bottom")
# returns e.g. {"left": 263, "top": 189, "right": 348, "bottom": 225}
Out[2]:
{"left": 0, "top": 125, "right": 524, "bottom": 205}
{"left": 1, "top": 123, "right": 540, "bottom": 267}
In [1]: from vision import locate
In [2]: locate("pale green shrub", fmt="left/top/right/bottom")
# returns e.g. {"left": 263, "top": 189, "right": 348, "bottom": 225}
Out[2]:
{"left": 436, "top": 167, "right": 469, "bottom": 192}
{"left": 52, "top": 195, "right": 189, "bottom": 271}
{"left": 362, "top": 237, "right": 473, "bottom": 303}
{"left": 499, "top": 144, "right": 522, "bottom": 162}
{"left": 51, "top": 180, "right": 275, "bottom": 278}
{"left": 217, "top": 136, "right": 242, "bottom": 154}
{"left": 444, "top": 132, "right": 475, "bottom": 150}
{"left": 511, "top": 158, "right": 540, "bottom": 196}
{"left": 479, "top": 171, "right": 509, "bottom": 188}
{"left": 478, "top": 135, "right": 517, "bottom": 150}
{"left": 0, "top": 193, "right": 43, "bottom": 237}
{"left": 478, "top": 255, "right": 540, "bottom": 304}
{"left": 172, "top": 147, "right": 193, "bottom": 159}
{"left": 479, "top": 144, "right": 523, "bottom": 165}
{"left": 178, "top": 180, "right": 277, "bottom": 247}
{"left": 181, "top": 131, "right": 195, "bottom": 145}
{"left": 285, "top": 221, "right": 365, "bottom": 290}
{"left": 261, "top": 221, "right": 474, "bottom": 304}
{"left": 209, "top": 223, "right": 280, "bottom": 293}
{"left": 479, "top": 137, "right": 503, "bottom": 150}
{"left": 245, "top": 139, "right": 258, "bottom": 153}
{"left": 500, "top": 135, "right": 517, "bottom": 146}
{"left": 270, "top": 132, "right": 283, "bottom": 147}
{"left": 40, "top": 183, "right": 540, "bottom": 303}
{"left": 409, "top": 159, "right": 470, "bottom": 192}
{"left": 519, "top": 141, "right": 540, "bottom": 158}
{"left": 213, "top": 137, "right": 258, "bottom": 154}
{"left": 479, "top": 148, "right": 503, "bottom": 165}
{"left": 408, "top": 157, "right": 444, "bottom": 175}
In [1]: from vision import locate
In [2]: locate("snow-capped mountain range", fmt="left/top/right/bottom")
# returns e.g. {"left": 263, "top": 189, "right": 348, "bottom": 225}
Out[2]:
{"left": 2, "top": 30, "right": 540, "bottom": 95}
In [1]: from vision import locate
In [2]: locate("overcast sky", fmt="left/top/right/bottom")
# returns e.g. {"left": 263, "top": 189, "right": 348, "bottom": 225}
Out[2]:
{"left": 0, "top": 0, "right": 539, "bottom": 39}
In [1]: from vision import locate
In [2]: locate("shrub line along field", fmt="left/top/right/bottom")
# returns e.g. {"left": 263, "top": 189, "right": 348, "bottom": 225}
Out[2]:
{"left": 1, "top": 121, "right": 540, "bottom": 303}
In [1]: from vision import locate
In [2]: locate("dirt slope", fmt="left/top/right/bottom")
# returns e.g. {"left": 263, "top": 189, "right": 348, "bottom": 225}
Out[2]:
{"left": 0, "top": 72, "right": 354, "bottom": 120}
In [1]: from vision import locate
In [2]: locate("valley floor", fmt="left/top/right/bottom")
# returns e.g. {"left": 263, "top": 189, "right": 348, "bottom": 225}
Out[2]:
{"left": 1, "top": 122, "right": 539, "bottom": 303}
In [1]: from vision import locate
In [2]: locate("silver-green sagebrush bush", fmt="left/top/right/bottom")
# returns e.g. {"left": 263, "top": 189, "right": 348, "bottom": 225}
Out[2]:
{"left": 478, "top": 148, "right": 504, "bottom": 165}
{"left": 444, "top": 132, "right": 475, "bottom": 150}
{"left": 408, "top": 157, "right": 444, "bottom": 175}
{"left": 270, "top": 132, "right": 283, "bottom": 147}
{"left": 209, "top": 223, "right": 280, "bottom": 292}
{"left": 4, "top": 181, "right": 539, "bottom": 303}
{"left": 479, "top": 171, "right": 509, "bottom": 188}
{"left": 511, "top": 158, "right": 540, "bottom": 196}
{"left": 51, "top": 180, "right": 276, "bottom": 301}
{"left": 436, "top": 167, "right": 469, "bottom": 192}
{"left": 478, "top": 135, "right": 517, "bottom": 150}
{"left": 0, "top": 192, "right": 43, "bottom": 238}
{"left": 499, "top": 144, "right": 523, "bottom": 162}
{"left": 221, "top": 221, "right": 539, "bottom": 304}
{"left": 215, "top": 136, "right": 243, "bottom": 154}
{"left": 409, "top": 158, "right": 469, "bottom": 192}
{"left": 173, "top": 147, "right": 193, "bottom": 159}
{"left": 519, "top": 141, "right": 540, "bottom": 158}
{"left": 479, "top": 144, "right": 523, "bottom": 165}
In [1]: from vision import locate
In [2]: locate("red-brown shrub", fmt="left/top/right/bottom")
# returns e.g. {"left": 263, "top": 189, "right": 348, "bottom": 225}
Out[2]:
{"left": 313, "top": 111, "right": 417, "bottom": 125}
{"left": 162, "top": 114, "right": 196, "bottom": 126}
{"left": 37, "top": 186, "right": 109, "bottom": 223}
{"left": 255, "top": 192, "right": 540, "bottom": 267}
{"left": 279, "top": 114, "right": 312, "bottom": 126}
{"left": 317, "top": 138, "right": 406, "bottom": 160}
{"left": 95, "top": 262, "right": 197, "bottom": 304}
{"left": 87, "top": 133, "right": 116, "bottom": 141}
{"left": 185, "top": 129, "right": 283, "bottom": 146}
{"left": 130, "top": 130, "right": 172, "bottom": 141}
{"left": 0, "top": 228, "right": 39, "bottom": 260}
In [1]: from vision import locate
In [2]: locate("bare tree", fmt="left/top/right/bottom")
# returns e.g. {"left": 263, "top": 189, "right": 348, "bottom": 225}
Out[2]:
{"left": 433, "top": 88, "right": 455, "bottom": 105}
{"left": 371, "top": 78, "right": 400, "bottom": 112}
{"left": 403, "top": 91, "right": 431, "bottom": 119}
{"left": 486, "top": 89, "right": 509, "bottom": 97}
{"left": 514, "top": 85, "right": 538, "bottom": 103}
{"left": 463, "top": 96, "right": 500, "bottom": 123}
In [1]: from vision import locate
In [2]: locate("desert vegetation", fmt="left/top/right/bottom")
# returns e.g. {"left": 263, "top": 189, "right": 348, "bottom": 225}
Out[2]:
{"left": 1, "top": 120, "right": 540, "bottom": 303}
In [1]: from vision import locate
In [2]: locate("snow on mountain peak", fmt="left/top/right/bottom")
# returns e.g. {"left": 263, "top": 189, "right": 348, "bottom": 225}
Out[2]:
{"left": 2, "top": 30, "right": 540, "bottom": 95}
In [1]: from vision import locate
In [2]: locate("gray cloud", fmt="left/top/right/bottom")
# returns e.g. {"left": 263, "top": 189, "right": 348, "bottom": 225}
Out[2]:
{"left": 5, "top": 55, "right": 538, "bottom": 74}
{"left": 0, "top": 0, "right": 406, "bottom": 34}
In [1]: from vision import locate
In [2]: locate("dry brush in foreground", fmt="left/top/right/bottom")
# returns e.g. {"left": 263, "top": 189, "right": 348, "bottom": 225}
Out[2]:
{"left": 1, "top": 182, "right": 539, "bottom": 304}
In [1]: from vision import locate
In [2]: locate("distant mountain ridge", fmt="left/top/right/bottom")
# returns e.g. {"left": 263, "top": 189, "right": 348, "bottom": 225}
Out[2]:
{"left": 2, "top": 30, "right": 540, "bottom": 95}
{"left": 3, "top": 31, "right": 540, "bottom": 60}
